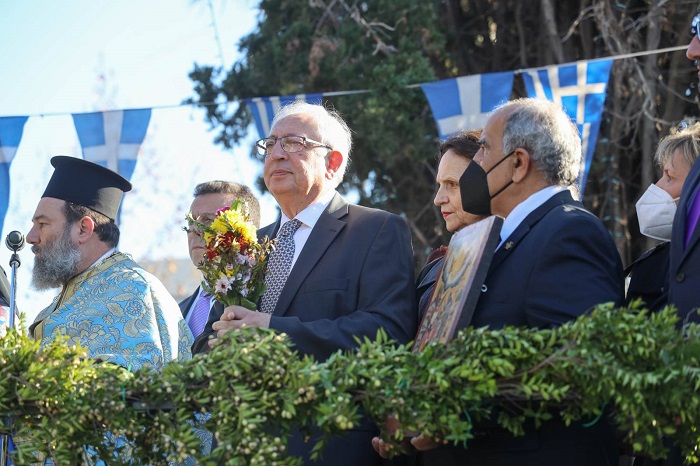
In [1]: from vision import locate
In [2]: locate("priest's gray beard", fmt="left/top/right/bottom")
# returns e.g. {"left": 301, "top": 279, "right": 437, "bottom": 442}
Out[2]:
{"left": 31, "top": 226, "right": 82, "bottom": 290}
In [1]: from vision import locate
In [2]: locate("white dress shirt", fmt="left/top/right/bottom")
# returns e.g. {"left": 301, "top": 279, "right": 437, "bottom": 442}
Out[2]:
{"left": 497, "top": 185, "right": 567, "bottom": 249}
{"left": 276, "top": 189, "right": 337, "bottom": 268}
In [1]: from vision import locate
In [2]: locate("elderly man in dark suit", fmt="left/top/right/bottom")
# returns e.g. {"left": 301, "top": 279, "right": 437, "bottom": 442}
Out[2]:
{"left": 376, "top": 98, "right": 624, "bottom": 466}
{"left": 196, "top": 101, "right": 417, "bottom": 465}
{"left": 180, "top": 180, "right": 260, "bottom": 352}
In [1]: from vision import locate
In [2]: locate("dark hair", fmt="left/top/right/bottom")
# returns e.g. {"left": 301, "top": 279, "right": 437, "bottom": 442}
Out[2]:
{"left": 63, "top": 202, "right": 120, "bottom": 248}
{"left": 193, "top": 181, "right": 261, "bottom": 228}
{"left": 438, "top": 129, "right": 482, "bottom": 161}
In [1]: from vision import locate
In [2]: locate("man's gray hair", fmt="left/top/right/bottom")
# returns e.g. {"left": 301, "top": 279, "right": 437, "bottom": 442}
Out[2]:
{"left": 270, "top": 101, "right": 352, "bottom": 188}
{"left": 498, "top": 98, "right": 581, "bottom": 188}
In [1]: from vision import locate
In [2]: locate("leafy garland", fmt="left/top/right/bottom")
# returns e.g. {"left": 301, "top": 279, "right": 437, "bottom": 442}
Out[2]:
{"left": 1, "top": 303, "right": 699, "bottom": 465}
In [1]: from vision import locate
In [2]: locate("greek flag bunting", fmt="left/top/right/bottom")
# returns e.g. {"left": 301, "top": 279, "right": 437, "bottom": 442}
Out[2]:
{"left": 420, "top": 72, "right": 515, "bottom": 139}
{"left": 243, "top": 94, "right": 324, "bottom": 140}
{"left": 0, "top": 116, "right": 28, "bottom": 233}
{"left": 71, "top": 109, "right": 152, "bottom": 182}
{"left": 522, "top": 59, "right": 613, "bottom": 194}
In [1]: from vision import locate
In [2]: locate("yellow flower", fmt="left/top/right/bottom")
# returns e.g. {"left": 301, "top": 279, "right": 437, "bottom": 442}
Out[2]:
{"left": 210, "top": 217, "right": 229, "bottom": 234}
{"left": 203, "top": 231, "right": 215, "bottom": 245}
{"left": 235, "top": 222, "right": 258, "bottom": 243}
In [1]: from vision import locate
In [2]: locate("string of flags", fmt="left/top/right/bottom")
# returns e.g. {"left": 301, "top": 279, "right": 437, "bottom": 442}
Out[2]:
{"left": 0, "top": 53, "right": 646, "bottom": 232}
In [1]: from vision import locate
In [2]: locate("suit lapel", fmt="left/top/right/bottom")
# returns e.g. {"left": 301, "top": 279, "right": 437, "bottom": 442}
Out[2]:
{"left": 273, "top": 194, "right": 347, "bottom": 316}
{"left": 673, "top": 160, "right": 700, "bottom": 267}
{"left": 684, "top": 175, "right": 700, "bottom": 260}
{"left": 179, "top": 287, "right": 199, "bottom": 318}
{"left": 205, "top": 301, "right": 225, "bottom": 330}
{"left": 488, "top": 191, "right": 574, "bottom": 273}
{"left": 258, "top": 219, "right": 280, "bottom": 244}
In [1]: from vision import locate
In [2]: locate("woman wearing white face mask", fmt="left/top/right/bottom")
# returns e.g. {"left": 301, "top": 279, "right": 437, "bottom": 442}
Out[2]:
{"left": 626, "top": 122, "right": 700, "bottom": 312}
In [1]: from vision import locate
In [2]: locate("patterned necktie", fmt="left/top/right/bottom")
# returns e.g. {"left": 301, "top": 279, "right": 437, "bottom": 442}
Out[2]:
{"left": 260, "top": 219, "right": 302, "bottom": 314}
{"left": 685, "top": 187, "right": 700, "bottom": 248}
{"left": 188, "top": 291, "right": 211, "bottom": 338}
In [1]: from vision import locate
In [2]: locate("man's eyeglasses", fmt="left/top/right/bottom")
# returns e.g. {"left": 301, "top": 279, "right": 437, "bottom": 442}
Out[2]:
{"left": 692, "top": 12, "right": 700, "bottom": 40}
{"left": 255, "top": 136, "right": 331, "bottom": 157}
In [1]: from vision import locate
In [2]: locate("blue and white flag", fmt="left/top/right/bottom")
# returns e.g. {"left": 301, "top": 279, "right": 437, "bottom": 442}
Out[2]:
{"left": 420, "top": 71, "right": 515, "bottom": 139}
{"left": 522, "top": 59, "right": 613, "bottom": 194}
{"left": 72, "top": 109, "right": 152, "bottom": 181}
{"left": 243, "top": 94, "right": 324, "bottom": 140}
{"left": 0, "top": 116, "right": 28, "bottom": 233}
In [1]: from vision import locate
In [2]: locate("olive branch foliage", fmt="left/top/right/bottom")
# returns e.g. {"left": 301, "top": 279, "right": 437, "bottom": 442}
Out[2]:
{"left": 1, "top": 302, "right": 698, "bottom": 465}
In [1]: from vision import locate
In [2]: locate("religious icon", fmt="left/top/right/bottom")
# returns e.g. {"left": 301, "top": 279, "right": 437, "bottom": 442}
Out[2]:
{"left": 413, "top": 215, "right": 503, "bottom": 352}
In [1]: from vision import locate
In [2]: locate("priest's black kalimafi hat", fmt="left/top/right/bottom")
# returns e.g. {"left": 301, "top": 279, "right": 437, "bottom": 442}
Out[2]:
{"left": 42, "top": 156, "right": 133, "bottom": 221}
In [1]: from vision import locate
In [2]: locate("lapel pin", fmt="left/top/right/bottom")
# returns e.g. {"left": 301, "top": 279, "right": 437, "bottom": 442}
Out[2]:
{"left": 504, "top": 241, "right": 514, "bottom": 250}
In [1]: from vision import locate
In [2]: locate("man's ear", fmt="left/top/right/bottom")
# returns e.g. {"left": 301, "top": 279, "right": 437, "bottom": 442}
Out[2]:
{"left": 511, "top": 149, "right": 531, "bottom": 183}
{"left": 76, "top": 216, "right": 96, "bottom": 244}
{"left": 326, "top": 150, "right": 343, "bottom": 179}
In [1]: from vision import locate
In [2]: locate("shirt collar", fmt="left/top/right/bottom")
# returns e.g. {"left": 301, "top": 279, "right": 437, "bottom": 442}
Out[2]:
{"left": 499, "top": 185, "right": 566, "bottom": 244}
{"left": 279, "top": 190, "right": 336, "bottom": 230}
{"left": 86, "top": 248, "right": 117, "bottom": 271}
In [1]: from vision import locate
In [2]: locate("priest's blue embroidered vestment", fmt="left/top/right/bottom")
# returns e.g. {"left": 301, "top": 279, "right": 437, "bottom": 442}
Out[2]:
{"left": 29, "top": 251, "right": 193, "bottom": 369}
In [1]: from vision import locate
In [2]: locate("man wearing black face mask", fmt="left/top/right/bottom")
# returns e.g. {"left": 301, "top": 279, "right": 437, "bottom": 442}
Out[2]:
{"left": 406, "top": 98, "right": 625, "bottom": 466}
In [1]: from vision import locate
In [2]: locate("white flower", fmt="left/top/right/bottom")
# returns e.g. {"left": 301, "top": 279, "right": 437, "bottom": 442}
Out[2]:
{"left": 235, "top": 254, "right": 247, "bottom": 265}
{"left": 215, "top": 275, "right": 231, "bottom": 293}
{"left": 240, "top": 286, "right": 249, "bottom": 297}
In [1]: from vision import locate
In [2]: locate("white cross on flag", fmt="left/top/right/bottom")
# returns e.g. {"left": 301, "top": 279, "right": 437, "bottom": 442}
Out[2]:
{"left": 522, "top": 59, "right": 613, "bottom": 195}
{"left": 420, "top": 71, "right": 514, "bottom": 140}
{"left": 72, "top": 109, "right": 152, "bottom": 181}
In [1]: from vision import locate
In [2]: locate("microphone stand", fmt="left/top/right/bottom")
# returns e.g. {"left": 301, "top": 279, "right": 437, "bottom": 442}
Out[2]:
{"left": 2, "top": 232, "right": 23, "bottom": 466}
{"left": 7, "top": 248, "right": 19, "bottom": 331}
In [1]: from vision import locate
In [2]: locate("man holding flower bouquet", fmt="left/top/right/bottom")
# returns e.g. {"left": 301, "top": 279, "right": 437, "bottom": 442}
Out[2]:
{"left": 198, "top": 101, "right": 418, "bottom": 465}
{"left": 181, "top": 180, "right": 260, "bottom": 350}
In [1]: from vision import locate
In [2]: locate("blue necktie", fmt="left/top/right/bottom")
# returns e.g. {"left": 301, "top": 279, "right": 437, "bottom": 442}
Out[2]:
{"left": 259, "top": 219, "right": 302, "bottom": 314}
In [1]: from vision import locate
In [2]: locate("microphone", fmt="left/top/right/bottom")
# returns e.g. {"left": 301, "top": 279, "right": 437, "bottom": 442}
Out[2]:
{"left": 5, "top": 231, "right": 25, "bottom": 252}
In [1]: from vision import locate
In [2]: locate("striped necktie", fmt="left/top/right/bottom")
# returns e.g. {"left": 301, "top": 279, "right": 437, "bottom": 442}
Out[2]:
{"left": 259, "top": 219, "right": 302, "bottom": 314}
{"left": 188, "top": 291, "right": 211, "bottom": 338}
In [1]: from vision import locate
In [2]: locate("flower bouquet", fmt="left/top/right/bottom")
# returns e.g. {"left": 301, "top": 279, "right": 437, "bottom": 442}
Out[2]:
{"left": 186, "top": 200, "right": 272, "bottom": 310}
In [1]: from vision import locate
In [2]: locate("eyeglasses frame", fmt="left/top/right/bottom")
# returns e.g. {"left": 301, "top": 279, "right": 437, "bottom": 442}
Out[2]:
{"left": 255, "top": 135, "right": 332, "bottom": 157}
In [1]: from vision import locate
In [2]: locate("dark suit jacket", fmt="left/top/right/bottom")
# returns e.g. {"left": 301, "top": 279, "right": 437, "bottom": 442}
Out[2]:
{"left": 669, "top": 158, "right": 700, "bottom": 323}
{"left": 423, "top": 190, "right": 624, "bottom": 466}
{"left": 179, "top": 286, "right": 224, "bottom": 355}
{"left": 195, "top": 193, "right": 417, "bottom": 465}
{"left": 625, "top": 242, "right": 670, "bottom": 313}
{"left": 260, "top": 193, "right": 417, "bottom": 361}
{"left": 415, "top": 256, "right": 444, "bottom": 322}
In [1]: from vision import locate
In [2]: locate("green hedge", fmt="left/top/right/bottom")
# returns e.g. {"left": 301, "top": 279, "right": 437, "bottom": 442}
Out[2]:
{"left": 2, "top": 303, "right": 699, "bottom": 465}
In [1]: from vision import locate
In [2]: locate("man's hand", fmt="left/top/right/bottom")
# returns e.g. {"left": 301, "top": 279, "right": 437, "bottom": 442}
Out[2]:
{"left": 208, "top": 305, "right": 271, "bottom": 347}
{"left": 371, "top": 437, "right": 399, "bottom": 459}
{"left": 371, "top": 416, "right": 439, "bottom": 459}
{"left": 410, "top": 433, "right": 438, "bottom": 451}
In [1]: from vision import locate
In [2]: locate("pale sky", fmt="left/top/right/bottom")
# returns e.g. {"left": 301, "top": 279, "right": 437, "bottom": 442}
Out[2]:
{"left": 0, "top": 0, "right": 279, "bottom": 320}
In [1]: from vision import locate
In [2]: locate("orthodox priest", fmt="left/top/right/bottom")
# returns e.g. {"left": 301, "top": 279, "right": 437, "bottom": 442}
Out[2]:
{"left": 27, "top": 156, "right": 193, "bottom": 369}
